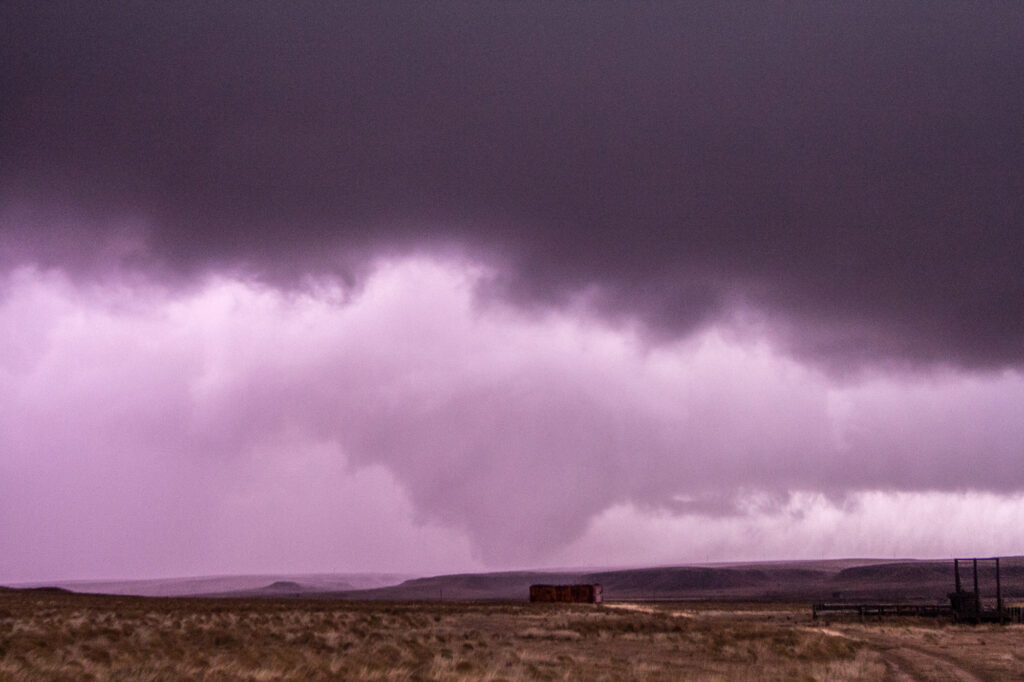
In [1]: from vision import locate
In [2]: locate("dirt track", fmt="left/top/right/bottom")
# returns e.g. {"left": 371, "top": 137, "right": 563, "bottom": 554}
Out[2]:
{"left": 643, "top": 604, "right": 1024, "bottom": 681}
{"left": 811, "top": 621, "right": 1024, "bottom": 681}
{"left": 810, "top": 627, "right": 988, "bottom": 682}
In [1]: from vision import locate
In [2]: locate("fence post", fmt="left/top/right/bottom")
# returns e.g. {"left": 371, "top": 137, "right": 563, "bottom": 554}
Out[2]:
{"left": 996, "top": 557, "right": 1003, "bottom": 623}
{"left": 973, "top": 558, "right": 980, "bottom": 624}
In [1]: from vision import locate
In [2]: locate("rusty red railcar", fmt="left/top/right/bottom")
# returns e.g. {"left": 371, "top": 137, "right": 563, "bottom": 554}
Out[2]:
{"left": 529, "top": 584, "right": 603, "bottom": 603}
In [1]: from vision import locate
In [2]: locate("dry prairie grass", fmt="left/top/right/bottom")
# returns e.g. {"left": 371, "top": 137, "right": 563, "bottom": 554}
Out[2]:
{"left": 0, "top": 590, "right": 1019, "bottom": 680}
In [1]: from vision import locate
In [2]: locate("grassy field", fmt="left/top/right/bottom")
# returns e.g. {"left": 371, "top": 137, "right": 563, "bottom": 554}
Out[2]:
{"left": 1, "top": 589, "right": 1022, "bottom": 680}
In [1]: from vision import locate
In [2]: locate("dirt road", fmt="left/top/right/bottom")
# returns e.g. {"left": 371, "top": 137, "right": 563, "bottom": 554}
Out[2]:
{"left": 806, "top": 623, "right": 1019, "bottom": 681}
{"left": 626, "top": 603, "right": 1022, "bottom": 681}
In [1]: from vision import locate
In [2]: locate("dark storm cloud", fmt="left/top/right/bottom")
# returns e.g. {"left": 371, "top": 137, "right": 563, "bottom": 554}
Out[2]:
{"left": 3, "top": 1, "right": 1023, "bottom": 367}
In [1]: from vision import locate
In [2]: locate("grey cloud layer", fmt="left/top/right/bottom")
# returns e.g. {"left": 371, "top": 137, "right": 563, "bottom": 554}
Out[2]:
{"left": 4, "top": 264, "right": 1022, "bottom": 571}
{"left": 3, "top": 2, "right": 1023, "bottom": 368}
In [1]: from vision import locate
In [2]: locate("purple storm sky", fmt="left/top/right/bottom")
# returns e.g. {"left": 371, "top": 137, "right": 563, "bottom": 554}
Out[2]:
{"left": 2, "top": 2, "right": 1023, "bottom": 582}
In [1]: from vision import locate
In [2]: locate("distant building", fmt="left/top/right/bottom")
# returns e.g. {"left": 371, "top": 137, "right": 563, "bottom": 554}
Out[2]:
{"left": 529, "top": 584, "right": 603, "bottom": 603}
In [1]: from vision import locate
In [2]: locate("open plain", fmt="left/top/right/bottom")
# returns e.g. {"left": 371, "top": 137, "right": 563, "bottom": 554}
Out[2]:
{"left": 3, "top": 588, "right": 1023, "bottom": 680}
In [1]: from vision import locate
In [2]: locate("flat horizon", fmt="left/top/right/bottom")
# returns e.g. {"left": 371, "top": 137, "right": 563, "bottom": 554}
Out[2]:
{"left": 9, "top": 554, "right": 1003, "bottom": 591}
